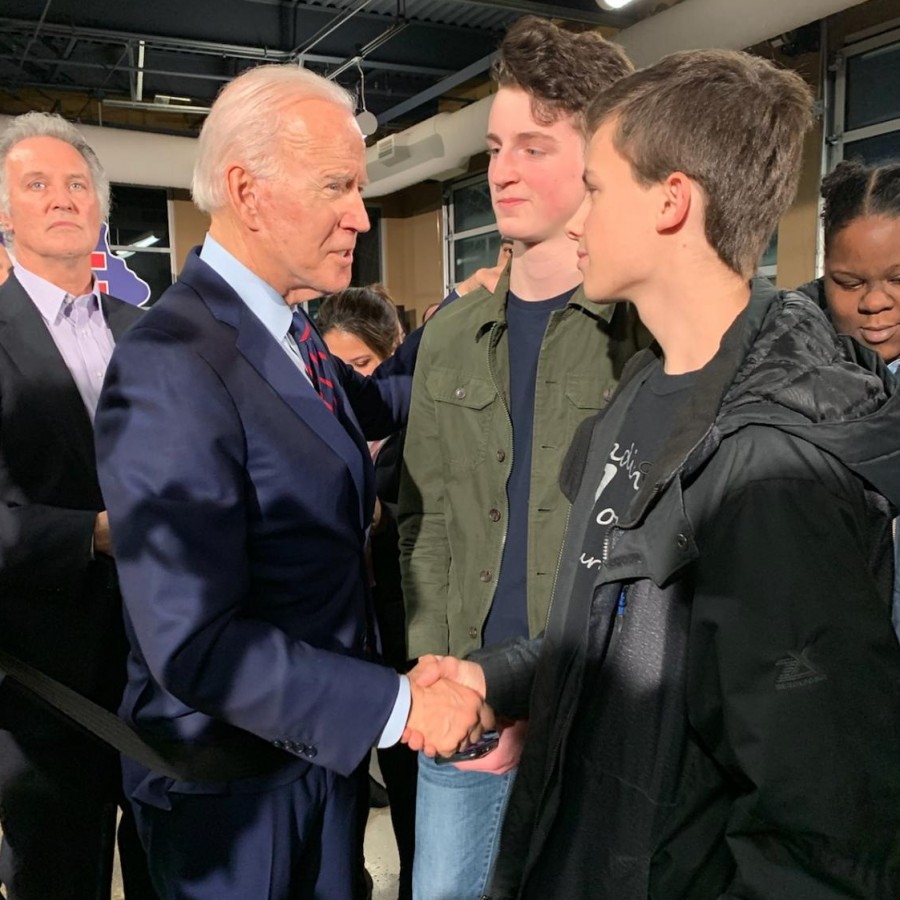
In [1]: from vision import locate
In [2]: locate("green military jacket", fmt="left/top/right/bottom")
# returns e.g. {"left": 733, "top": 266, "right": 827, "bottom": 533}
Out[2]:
{"left": 398, "top": 269, "right": 643, "bottom": 659}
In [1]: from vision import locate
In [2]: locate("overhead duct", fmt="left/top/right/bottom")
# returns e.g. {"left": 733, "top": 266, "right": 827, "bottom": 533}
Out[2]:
{"left": 0, "top": 115, "right": 198, "bottom": 191}
{"left": 363, "top": 0, "right": 867, "bottom": 198}
{"left": 616, "top": 0, "right": 867, "bottom": 66}
{"left": 363, "top": 96, "right": 492, "bottom": 198}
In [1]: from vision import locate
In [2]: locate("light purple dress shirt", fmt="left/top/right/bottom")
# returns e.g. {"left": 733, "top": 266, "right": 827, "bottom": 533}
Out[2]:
{"left": 15, "top": 264, "right": 116, "bottom": 420}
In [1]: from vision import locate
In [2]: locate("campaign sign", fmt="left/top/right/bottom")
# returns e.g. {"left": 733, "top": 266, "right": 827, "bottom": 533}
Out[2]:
{"left": 92, "top": 223, "right": 152, "bottom": 305}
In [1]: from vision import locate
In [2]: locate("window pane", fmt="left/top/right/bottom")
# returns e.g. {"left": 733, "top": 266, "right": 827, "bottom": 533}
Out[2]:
{"left": 453, "top": 231, "right": 500, "bottom": 285}
{"left": 845, "top": 43, "right": 900, "bottom": 131}
{"left": 111, "top": 250, "right": 172, "bottom": 305}
{"left": 843, "top": 132, "right": 900, "bottom": 166}
{"left": 108, "top": 185, "right": 170, "bottom": 249}
{"left": 452, "top": 181, "right": 494, "bottom": 232}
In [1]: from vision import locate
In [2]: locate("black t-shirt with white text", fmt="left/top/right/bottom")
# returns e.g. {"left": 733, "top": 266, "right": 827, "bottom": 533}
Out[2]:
{"left": 572, "top": 363, "right": 699, "bottom": 603}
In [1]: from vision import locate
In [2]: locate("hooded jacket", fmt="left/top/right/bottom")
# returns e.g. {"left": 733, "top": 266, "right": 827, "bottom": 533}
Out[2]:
{"left": 477, "top": 279, "right": 900, "bottom": 900}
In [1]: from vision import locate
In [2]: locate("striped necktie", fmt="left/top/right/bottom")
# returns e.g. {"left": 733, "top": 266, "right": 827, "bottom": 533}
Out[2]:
{"left": 289, "top": 311, "right": 337, "bottom": 414}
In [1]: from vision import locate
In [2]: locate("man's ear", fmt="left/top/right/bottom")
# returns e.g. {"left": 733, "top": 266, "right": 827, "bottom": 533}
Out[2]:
{"left": 656, "top": 171, "right": 692, "bottom": 234}
{"left": 224, "top": 164, "right": 263, "bottom": 231}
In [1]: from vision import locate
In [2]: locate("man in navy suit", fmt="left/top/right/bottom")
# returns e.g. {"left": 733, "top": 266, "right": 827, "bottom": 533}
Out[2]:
{"left": 0, "top": 113, "right": 155, "bottom": 900}
{"left": 94, "top": 64, "right": 490, "bottom": 899}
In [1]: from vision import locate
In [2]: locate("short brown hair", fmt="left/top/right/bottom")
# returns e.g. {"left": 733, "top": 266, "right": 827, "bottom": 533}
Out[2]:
{"left": 494, "top": 16, "right": 633, "bottom": 127}
{"left": 587, "top": 50, "right": 814, "bottom": 278}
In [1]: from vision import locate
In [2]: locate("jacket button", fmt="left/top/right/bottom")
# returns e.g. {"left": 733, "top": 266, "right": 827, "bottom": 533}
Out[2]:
{"left": 676, "top": 533, "right": 688, "bottom": 550}
{"left": 273, "top": 740, "right": 285, "bottom": 749}
{"left": 488, "top": 508, "right": 501, "bottom": 522}
{"left": 468, "top": 626, "right": 479, "bottom": 639}
{"left": 479, "top": 569, "right": 492, "bottom": 582}
{"left": 304, "top": 745, "right": 318, "bottom": 759}
{"left": 496, "top": 449, "right": 506, "bottom": 462}
{"left": 454, "top": 387, "right": 466, "bottom": 400}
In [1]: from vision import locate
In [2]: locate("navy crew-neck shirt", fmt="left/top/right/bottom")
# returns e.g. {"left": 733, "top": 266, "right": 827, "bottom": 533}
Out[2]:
{"left": 482, "top": 287, "right": 575, "bottom": 646}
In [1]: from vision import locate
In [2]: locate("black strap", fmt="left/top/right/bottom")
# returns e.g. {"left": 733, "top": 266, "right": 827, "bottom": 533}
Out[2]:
{"left": 0, "top": 648, "right": 291, "bottom": 783}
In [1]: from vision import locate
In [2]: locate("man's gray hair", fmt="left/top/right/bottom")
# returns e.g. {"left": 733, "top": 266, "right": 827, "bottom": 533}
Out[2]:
{"left": 192, "top": 64, "right": 355, "bottom": 214}
{"left": 0, "top": 112, "right": 110, "bottom": 238}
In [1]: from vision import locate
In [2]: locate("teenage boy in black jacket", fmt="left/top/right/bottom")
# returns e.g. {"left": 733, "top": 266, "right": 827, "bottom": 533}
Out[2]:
{"left": 406, "top": 49, "right": 900, "bottom": 899}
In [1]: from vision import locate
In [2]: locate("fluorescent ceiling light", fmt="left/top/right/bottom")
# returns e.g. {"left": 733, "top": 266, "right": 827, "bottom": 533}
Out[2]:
{"left": 596, "top": 0, "right": 637, "bottom": 9}
{"left": 115, "top": 233, "right": 160, "bottom": 259}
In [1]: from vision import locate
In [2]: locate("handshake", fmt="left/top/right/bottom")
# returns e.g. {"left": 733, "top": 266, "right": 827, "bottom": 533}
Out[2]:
{"left": 401, "top": 655, "right": 493, "bottom": 759}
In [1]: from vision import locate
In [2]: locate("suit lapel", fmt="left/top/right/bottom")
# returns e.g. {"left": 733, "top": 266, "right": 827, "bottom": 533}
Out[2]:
{"left": 180, "top": 253, "right": 370, "bottom": 525}
{"left": 0, "top": 276, "right": 96, "bottom": 475}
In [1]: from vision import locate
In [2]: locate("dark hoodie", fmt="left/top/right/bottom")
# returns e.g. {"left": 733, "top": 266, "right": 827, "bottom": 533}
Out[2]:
{"left": 478, "top": 279, "right": 900, "bottom": 900}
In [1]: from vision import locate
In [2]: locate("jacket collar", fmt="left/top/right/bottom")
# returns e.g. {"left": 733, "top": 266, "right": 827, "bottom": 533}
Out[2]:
{"left": 470, "top": 264, "right": 615, "bottom": 341}
{"left": 605, "top": 278, "right": 778, "bottom": 529}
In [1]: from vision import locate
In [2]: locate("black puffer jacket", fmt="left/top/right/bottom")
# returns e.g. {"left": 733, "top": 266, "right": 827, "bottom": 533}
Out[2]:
{"left": 476, "top": 279, "right": 900, "bottom": 900}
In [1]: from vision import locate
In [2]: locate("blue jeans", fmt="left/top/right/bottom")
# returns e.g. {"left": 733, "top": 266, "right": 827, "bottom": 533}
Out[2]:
{"left": 412, "top": 752, "right": 516, "bottom": 900}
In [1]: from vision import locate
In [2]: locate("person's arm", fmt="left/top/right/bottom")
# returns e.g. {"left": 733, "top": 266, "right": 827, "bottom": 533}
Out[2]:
{"left": 0, "top": 450, "right": 98, "bottom": 589}
{"left": 332, "top": 354, "right": 411, "bottom": 440}
{"left": 95, "top": 327, "right": 403, "bottom": 776}
{"left": 690, "top": 446, "right": 900, "bottom": 897}
{"left": 408, "top": 638, "right": 542, "bottom": 772}
{"left": 397, "top": 330, "right": 452, "bottom": 658}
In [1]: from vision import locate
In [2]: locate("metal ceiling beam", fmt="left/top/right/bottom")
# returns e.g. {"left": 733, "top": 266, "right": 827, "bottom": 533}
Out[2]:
{"left": 0, "top": 53, "right": 235, "bottom": 84}
{"left": 0, "top": 17, "right": 454, "bottom": 78}
{"left": 291, "top": 0, "right": 376, "bottom": 57}
{"left": 327, "top": 19, "right": 409, "bottom": 79}
{"left": 0, "top": 17, "right": 336, "bottom": 63}
{"left": 377, "top": 49, "right": 497, "bottom": 124}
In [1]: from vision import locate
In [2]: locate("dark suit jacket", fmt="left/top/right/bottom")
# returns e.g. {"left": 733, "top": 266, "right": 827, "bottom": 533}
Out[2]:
{"left": 0, "top": 273, "right": 141, "bottom": 734}
{"left": 94, "top": 250, "right": 410, "bottom": 791}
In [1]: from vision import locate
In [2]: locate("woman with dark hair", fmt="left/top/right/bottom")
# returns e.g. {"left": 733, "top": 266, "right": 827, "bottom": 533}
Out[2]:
{"left": 799, "top": 158, "right": 900, "bottom": 639}
{"left": 317, "top": 286, "right": 415, "bottom": 900}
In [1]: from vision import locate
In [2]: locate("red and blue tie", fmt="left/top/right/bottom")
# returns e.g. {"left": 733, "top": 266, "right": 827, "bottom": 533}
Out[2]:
{"left": 290, "top": 311, "right": 337, "bottom": 414}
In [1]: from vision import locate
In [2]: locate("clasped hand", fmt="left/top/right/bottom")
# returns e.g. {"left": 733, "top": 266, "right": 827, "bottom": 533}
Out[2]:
{"left": 402, "top": 655, "right": 493, "bottom": 757}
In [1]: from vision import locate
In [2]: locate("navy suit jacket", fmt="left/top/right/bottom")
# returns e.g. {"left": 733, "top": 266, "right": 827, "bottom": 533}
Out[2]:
{"left": 94, "top": 251, "right": 409, "bottom": 787}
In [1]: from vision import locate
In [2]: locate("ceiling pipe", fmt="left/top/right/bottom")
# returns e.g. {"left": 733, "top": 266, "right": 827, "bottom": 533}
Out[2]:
{"left": 0, "top": 114, "right": 199, "bottom": 191}
{"left": 615, "top": 0, "right": 867, "bottom": 66}
{"left": 362, "top": 0, "right": 868, "bottom": 197}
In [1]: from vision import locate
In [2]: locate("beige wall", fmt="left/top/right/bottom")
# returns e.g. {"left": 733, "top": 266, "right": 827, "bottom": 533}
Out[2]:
{"left": 380, "top": 182, "right": 445, "bottom": 328}
{"left": 776, "top": 119, "right": 824, "bottom": 289}
{"left": 171, "top": 193, "right": 210, "bottom": 275}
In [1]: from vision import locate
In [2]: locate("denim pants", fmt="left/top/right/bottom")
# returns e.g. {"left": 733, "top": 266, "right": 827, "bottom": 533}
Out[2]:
{"left": 412, "top": 752, "right": 516, "bottom": 900}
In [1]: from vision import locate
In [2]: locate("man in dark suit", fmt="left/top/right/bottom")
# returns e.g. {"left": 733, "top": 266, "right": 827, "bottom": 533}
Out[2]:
{"left": 0, "top": 113, "right": 155, "bottom": 899}
{"left": 94, "top": 64, "right": 489, "bottom": 900}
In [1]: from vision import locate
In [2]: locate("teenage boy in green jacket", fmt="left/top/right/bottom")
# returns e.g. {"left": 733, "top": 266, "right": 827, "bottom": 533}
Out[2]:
{"left": 397, "top": 17, "right": 641, "bottom": 899}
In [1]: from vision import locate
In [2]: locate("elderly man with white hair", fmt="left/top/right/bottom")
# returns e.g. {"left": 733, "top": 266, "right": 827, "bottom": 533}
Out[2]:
{"left": 0, "top": 112, "right": 155, "bottom": 900}
{"left": 93, "top": 64, "right": 490, "bottom": 899}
